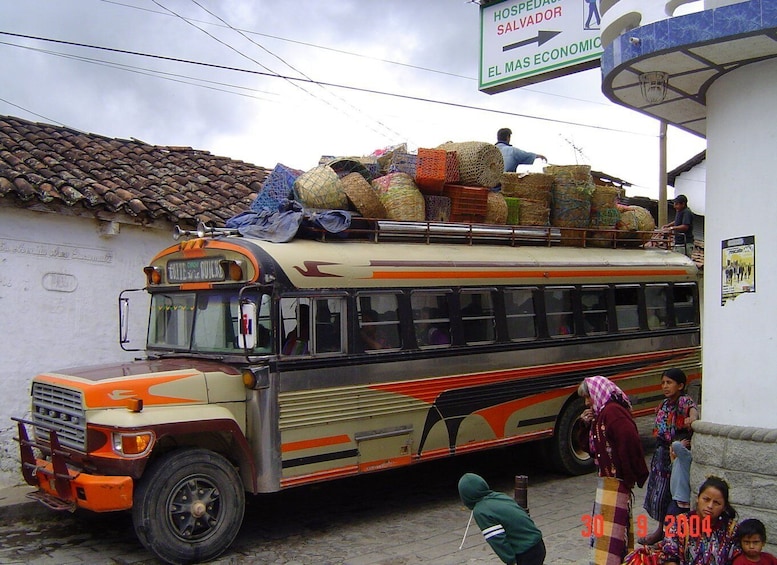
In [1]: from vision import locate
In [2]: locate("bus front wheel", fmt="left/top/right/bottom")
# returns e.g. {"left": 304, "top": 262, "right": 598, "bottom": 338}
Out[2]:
{"left": 549, "top": 397, "right": 595, "bottom": 475}
{"left": 132, "top": 448, "right": 245, "bottom": 565}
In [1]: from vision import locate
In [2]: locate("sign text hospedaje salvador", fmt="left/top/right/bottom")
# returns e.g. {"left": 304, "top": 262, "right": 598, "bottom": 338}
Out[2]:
{"left": 479, "top": 0, "right": 603, "bottom": 93}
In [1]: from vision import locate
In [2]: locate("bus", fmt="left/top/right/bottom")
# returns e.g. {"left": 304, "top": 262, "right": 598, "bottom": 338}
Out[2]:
{"left": 13, "top": 221, "right": 701, "bottom": 564}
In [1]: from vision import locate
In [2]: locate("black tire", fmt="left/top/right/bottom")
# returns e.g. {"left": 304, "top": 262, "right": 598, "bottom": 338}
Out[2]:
{"left": 548, "top": 396, "right": 595, "bottom": 475}
{"left": 132, "top": 448, "right": 245, "bottom": 565}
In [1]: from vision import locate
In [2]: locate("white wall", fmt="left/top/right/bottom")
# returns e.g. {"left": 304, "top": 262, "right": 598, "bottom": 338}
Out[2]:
{"left": 703, "top": 58, "right": 777, "bottom": 428}
{"left": 0, "top": 207, "right": 172, "bottom": 487}
{"left": 672, "top": 161, "right": 706, "bottom": 216}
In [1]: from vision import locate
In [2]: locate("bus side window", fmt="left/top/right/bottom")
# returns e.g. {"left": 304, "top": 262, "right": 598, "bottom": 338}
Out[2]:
{"left": 614, "top": 285, "right": 640, "bottom": 331}
{"left": 505, "top": 287, "right": 537, "bottom": 341}
{"left": 461, "top": 289, "right": 496, "bottom": 344}
{"left": 357, "top": 292, "right": 401, "bottom": 352}
{"left": 673, "top": 284, "right": 696, "bottom": 326}
{"left": 581, "top": 286, "right": 609, "bottom": 334}
{"left": 645, "top": 284, "right": 668, "bottom": 329}
{"left": 545, "top": 287, "right": 575, "bottom": 338}
{"left": 314, "top": 298, "right": 345, "bottom": 353}
{"left": 411, "top": 291, "right": 451, "bottom": 348}
{"left": 280, "top": 297, "right": 311, "bottom": 356}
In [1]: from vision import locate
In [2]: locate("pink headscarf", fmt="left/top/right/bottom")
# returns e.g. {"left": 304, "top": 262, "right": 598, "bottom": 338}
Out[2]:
{"left": 584, "top": 375, "right": 631, "bottom": 415}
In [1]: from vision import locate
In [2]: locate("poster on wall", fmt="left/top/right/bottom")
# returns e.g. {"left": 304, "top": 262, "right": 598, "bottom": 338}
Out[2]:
{"left": 721, "top": 235, "right": 755, "bottom": 306}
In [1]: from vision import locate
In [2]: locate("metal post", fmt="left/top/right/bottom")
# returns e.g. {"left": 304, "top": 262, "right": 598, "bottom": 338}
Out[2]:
{"left": 658, "top": 120, "right": 668, "bottom": 228}
{"left": 514, "top": 474, "right": 529, "bottom": 514}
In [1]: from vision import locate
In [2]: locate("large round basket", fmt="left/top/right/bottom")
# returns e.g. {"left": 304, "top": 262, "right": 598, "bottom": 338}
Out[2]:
{"left": 616, "top": 206, "right": 656, "bottom": 244}
{"left": 589, "top": 185, "right": 621, "bottom": 228}
{"left": 437, "top": 141, "right": 504, "bottom": 188}
{"left": 372, "top": 173, "right": 425, "bottom": 221}
{"left": 294, "top": 165, "right": 348, "bottom": 210}
{"left": 485, "top": 191, "right": 508, "bottom": 224}
{"left": 341, "top": 172, "right": 386, "bottom": 218}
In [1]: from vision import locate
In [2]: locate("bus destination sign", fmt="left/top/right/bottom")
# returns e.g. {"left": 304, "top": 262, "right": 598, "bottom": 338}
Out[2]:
{"left": 167, "top": 257, "right": 225, "bottom": 283}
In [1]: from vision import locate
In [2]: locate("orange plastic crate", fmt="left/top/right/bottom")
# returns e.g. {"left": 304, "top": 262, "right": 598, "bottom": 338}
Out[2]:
{"left": 443, "top": 184, "right": 489, "bottom": 223}
{"left": 416, "top": 149, "right": 460, "bottom": 195}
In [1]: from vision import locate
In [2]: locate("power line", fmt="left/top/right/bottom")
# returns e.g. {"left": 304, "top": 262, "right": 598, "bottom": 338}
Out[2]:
{"left": 180, "top": 0, "right": 407, "bottom": 142}
{"left": 0, "top": 31, "right": 654, "bottom": 137}
{"left": 0, "top": 41, "right": 279, "bottom": 101}
{"left": 0, "top": 97, "right": 65, "bottom": 126}
{"left": 98, "top": 0, "right": 612, "bottom": 107}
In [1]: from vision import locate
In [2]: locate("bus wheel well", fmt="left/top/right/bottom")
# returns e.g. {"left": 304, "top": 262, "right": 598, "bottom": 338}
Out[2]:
{"left": 149, "top": 431, "right": 251, "bottom": 486}
{"left": 545, "top": 394, "right": 595, "bottom": 476}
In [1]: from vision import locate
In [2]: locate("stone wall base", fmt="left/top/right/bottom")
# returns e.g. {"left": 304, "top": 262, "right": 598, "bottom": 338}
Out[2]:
{"left": 692, "top": 420, "right": 777, "bottom": 553}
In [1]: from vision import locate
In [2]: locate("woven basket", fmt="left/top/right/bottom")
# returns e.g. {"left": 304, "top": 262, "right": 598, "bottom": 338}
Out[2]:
{"left": 590, "top": 185, "right": 620, "bottom": 228}
{"left": 372, "top": 173, "right": 425, "bottom": 221}
{"left": 485, "top": 191, "right": 508, "bottom": 224}
{"left": 504, "top": 197, "right": 520, "bottom": 225}
{"left": 544, "top": 164, "right": 592, "bottom": 183}
{"left": 325, "top": 158, "right": 373, "bottom": 181}
{"left": 424, "top": 195, "right": 451, "bottom": 222}
{"left": 501, "top": 172, "right": 554, "bottom": 196}
{"left": 519, "top": 198, "right": 550, "bottom": 226}
{"left": 617, "top": 206, "right": 656, "bottom": 244}
{"left": 437, "top": 141, "right": 504, "bottom": 188}
{"left": 388, "top": 152, "right": 417, "bottom": 176}
{"left": 342, "top": 172, "right": 386, "bottom": 218}
{"left": 250, "top": 163, "right": 302, "bottom": 212}
{"left": 294, "top": 165, "right": 348, "bottom": 210}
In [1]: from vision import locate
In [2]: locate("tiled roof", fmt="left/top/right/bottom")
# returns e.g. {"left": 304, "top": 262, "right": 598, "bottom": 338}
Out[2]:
{"left": 0, "top": 115, "right": 269, "bottom": 227}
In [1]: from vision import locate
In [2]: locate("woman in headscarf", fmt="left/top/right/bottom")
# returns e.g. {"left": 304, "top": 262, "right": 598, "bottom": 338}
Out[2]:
{"left": 578, "top": 375, "right": 649, "bottom": 565}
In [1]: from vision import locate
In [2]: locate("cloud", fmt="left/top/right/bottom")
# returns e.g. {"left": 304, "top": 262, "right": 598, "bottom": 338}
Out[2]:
{"left": 0, "top": 0, "right": 705, "bottom": 196}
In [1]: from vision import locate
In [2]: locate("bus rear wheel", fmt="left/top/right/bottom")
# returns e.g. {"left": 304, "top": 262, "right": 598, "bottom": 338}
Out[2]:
{"left": 132, "top": 448, "right": 245, "bottom": 565}
{"left": 548, "top": 397, "right": 595, "bottom": 475}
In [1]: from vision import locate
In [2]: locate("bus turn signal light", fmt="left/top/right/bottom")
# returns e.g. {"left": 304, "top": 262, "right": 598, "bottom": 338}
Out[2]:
{"left": 113, "top": 431, "right": 154, "bottom": 457}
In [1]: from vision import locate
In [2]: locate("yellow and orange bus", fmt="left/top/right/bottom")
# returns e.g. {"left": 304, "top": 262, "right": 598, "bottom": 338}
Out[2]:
{"left": 14, "top": 221, "right": 700, "bottom": 564}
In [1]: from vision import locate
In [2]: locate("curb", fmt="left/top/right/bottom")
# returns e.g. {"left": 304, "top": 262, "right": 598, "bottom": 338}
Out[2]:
{"left": 0, "top": 484, "right": 53, "bottom": 521}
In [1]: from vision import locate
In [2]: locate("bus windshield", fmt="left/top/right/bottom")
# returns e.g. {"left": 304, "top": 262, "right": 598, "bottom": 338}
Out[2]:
{"left": 148, "top": 290, "right": 271, "bottom": 354}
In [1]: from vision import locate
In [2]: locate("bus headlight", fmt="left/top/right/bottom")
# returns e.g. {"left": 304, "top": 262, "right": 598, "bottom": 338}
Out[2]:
{"left": 112, "top": 431, "right": 155, "bottom": 457}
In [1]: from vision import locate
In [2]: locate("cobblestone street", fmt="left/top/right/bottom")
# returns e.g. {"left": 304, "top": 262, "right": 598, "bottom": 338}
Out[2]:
{"left": 0, "top": 418, "right": 657, "bottom": 565}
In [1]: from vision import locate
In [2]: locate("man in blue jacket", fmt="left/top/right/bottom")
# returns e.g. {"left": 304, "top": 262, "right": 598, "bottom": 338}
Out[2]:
{"left": 458, "top": 473, "right": 546, "bottom": 564}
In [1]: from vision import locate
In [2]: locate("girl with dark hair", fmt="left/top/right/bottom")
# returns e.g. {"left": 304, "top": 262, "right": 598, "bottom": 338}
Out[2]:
{"left": 640, "top": 368, "right": 699, "bottom": 545}
{"left": 578, "top": 375, "right": 649, "bottom": 564}
{"left": 660, "top": 476, "right": 738, "bottom": 565}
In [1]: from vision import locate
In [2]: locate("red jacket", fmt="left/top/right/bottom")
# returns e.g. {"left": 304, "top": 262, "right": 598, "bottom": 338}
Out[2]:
{"left": 589, "top": 401, "right": 649, "bottom": 489}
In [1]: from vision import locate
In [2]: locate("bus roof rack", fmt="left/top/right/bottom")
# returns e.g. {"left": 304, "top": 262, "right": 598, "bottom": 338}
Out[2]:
{"left": 300, "top": 217, "right": 669, "bottom": 249}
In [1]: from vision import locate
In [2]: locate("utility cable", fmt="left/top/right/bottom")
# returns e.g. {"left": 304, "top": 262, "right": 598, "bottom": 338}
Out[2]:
{"left": 0, "top": 31, "right": 655, "bottom": 137}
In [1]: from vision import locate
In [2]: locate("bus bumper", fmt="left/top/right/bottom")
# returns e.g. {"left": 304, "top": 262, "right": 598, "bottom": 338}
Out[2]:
{"left": 13, "top": 418, "right": 133, "bottom": 513}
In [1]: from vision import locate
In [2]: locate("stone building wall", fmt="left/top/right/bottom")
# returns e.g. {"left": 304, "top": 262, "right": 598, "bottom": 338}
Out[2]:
{"left": 691, "top": 420, "right": 777, "bottom": 553}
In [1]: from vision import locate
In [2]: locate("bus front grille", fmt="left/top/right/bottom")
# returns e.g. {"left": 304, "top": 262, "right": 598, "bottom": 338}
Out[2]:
{"left": 31, "top": 382, "right": 86, "bottom": 452}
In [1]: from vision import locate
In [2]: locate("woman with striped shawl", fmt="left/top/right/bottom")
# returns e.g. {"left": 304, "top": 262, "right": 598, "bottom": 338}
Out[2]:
{"left": 578, "top": 375, "right": 649, "bottom": 565}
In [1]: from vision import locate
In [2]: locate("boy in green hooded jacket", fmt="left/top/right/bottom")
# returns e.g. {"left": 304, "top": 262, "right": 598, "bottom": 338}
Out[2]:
{"left": 458, "top": 473, "right": 546, "bottom": 565}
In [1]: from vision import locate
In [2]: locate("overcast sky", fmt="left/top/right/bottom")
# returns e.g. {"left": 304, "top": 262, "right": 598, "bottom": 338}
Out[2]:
{"left": 0, "top": 0, "right": 706, "bottom": 197}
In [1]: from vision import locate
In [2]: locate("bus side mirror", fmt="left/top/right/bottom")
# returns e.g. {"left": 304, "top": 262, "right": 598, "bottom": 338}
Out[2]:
{"left": 239, "top": 300, "right": 257, "bottom": 350}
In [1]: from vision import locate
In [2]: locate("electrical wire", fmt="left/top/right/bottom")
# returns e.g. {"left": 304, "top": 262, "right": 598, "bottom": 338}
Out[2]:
{"left": 0, "top": 31, "right": 655, "bottom": 138}
{"left": 98, "top": 0, "right": 612, "bottom": 107}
